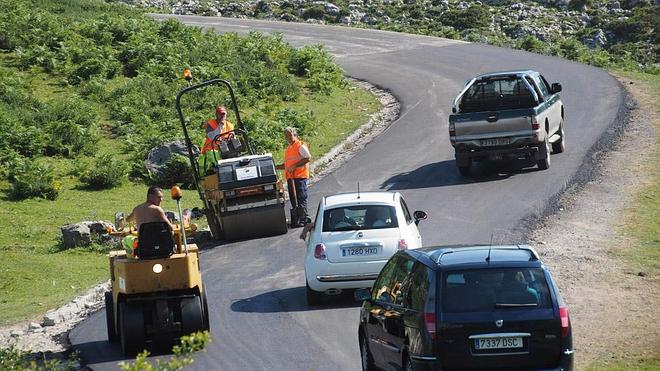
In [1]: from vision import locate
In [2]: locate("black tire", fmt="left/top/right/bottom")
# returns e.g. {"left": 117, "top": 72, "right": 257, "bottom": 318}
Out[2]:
{"left": 205, "top": 208, "right": 224, "bottom": 240}
{"left": 306, "top": 281, "right": 323, "bottom": 306}
{"left": 105, "top": 292, "right": 118, "bottom": 343}
{"left": 201, "top": 290, "right": 210, "bottom": 332}
{"left": 403, "top": 351, "right": 414, "bottom": 371}
{"left": 360, "top": 332, "right": 377, "bottom": 371}
{"left": 119, "top": 302, "right": 145, "bottom": 356}
{"left": 458, "top": 165, "right": 470, "bottom": 176}
{"left": 537, "top": 134, "right": 551, "bottom": 170}
{"left": 552, "top": 121, "right": 566, "bottom": 154}
{"left": 181, "top": 296, "right": 205, "bottom": 335}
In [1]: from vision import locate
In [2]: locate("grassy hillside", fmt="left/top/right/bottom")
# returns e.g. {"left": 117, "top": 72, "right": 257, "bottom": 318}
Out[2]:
{"left": 0, "top": 0, "right": 380, "bottom": 324}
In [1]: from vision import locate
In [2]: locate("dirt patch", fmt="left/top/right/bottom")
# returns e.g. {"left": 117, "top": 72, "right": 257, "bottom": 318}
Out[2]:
{"left": 529, "top": 73, "right": 659, "bottom": 368}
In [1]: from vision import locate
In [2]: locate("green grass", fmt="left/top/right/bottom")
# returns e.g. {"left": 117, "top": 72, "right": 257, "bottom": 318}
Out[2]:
{"left": 0, "top": 67, "right": 380, "bottom": 325}
{"left": 585, "top": 356, "right": 660, "bottom": 371}
{"left": 612, "top": 70, "right": 660, "bottom": 277}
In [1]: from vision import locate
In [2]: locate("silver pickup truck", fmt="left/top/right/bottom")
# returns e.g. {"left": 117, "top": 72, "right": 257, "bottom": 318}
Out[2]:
{"left": 448, "top": 70, "right": 565, "bottom": 175}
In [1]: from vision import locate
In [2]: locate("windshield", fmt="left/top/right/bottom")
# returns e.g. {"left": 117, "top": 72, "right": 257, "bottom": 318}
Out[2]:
{"left": 322, "top": 205, "right": 398, "bottom": 232}
{"left": 442, "top": 268, "right": 552, "bottom": 313}
{"left": 459, "top": 77, "right": 536, "bottom": 113}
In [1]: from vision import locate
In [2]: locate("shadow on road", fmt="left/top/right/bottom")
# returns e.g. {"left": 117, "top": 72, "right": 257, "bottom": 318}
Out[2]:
{"left": 380, "top": 159, "right": 539, "bottom": 190}
{"left": 73, "top": 340, "right": 133, "bottom": 365}
{"left": 231, "top": 286, "right": 362, "bottom": 313}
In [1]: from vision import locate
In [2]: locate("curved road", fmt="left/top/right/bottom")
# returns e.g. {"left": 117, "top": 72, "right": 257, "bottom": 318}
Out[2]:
{"left": 70, "top": 16, "right": 624, "bottom": 370}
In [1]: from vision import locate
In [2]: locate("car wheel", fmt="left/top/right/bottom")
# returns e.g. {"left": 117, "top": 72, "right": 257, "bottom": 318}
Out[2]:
{"left": 360, "top": 332, "right": 376, "bottom": 371}
{"left": 306, "top": 281, "right": 323, "bottom": 306}
{"left": 403, "top": 351, "right": 414, "bottom": 371}
{"left": 537, "top": 134, "right": 551, "bottom": 170}
{"left": 552, "top": 121, "right": 566, "bottom": 154}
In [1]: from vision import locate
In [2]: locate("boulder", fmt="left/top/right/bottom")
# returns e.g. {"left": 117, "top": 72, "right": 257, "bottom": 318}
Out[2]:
{"left": 325, "top": 2, "right": 340, "bottom": 14}
{"left": 61, "top": 221, "right": 115, "bottom": 248}
{"left": 61, "top": 223, "right": 91, "bottom": 248}
{"left": 145, "top": 140, "right": 199, "bottom": 180}
{"left": 581, "top": 28, "right": 608, "bottom": 48}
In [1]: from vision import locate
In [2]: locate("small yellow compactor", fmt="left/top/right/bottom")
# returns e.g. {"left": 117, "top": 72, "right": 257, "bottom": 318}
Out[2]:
{"left": 105, "top": 187, "right": 209, "bottom": 355}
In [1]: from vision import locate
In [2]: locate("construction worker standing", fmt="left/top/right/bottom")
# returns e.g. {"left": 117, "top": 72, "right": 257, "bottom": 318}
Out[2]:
{"left": 276, "top": 127, "right": 311, "bottom": 226}
{"left": 198, "top": 105, "right": 234, "bottom": 174}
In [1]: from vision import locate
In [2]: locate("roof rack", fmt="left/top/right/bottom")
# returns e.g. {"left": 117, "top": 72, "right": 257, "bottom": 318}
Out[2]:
{"left": 434, "top": 249, "right": 455, "bottom": 264}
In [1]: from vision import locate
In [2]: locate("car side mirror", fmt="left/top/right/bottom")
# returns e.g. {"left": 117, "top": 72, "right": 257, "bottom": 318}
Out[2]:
{"left": 452, "top": 106, "right": 456, "bottom": 114}
{"left": 413, "top": 210, "right": 427, "bottom": 225}
{"left": 551, "top": 83, "right": 562, "bottom": 94}
{"left": 354, "top": 288, "right": 371, "bottom": 303}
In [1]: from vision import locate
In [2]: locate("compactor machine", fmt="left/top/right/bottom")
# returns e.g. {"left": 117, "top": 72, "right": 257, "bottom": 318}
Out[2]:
{"left": 176, "top": 77, "right": 288, "bottom": 240}
{"left": 105, "top": 187, "right": 209, "bottom": 355}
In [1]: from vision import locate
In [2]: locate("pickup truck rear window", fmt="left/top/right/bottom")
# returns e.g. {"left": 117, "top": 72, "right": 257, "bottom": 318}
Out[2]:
{"left": 441, "top": 268, "right": 552, "bottom": 313}
{"left": 459, "top": 78, "right": 537, "bottom": 113}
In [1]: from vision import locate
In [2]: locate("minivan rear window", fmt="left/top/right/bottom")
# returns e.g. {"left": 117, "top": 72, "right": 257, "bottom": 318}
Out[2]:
{"left": 442, "top": 268, "right": 552, "bottom": 313}
{"left": 322, "top": 205, "right": 398, "bottom": 232}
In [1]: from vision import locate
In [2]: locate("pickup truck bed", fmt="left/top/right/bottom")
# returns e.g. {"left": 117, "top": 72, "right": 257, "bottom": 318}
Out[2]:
{"left": 448, "top": 70, "right": 565, "bottom": 175}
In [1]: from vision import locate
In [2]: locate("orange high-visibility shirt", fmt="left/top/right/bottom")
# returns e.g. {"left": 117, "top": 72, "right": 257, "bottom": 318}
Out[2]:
{"left": 284, "top": 139, "right": 310, "bottom": 179}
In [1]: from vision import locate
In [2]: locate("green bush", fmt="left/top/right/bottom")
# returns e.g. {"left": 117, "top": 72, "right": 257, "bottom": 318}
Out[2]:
{"left": 38, "top": 98, "right": 99, "bottom": 157}
{"left": 442, "top": 5, "right": 491, "bottom": 31}
{"left": 289, "top": 45, "right": 344, "bottom": 94}
{"left": 516, "top": 35, "right": 548, "bottom": 54}
{"left": 302, "top": 5, "right": 325, "bottom": 20}
{"left": 77, "top": 154, "right": 128, "bottom": 189}
{"left": 150, "top": 154, "right": 195, "bottom": 188}
{"left": 119, "top": 331, "right": 211, "bottom": 371}
{"left": 7, "top": 158, "right": 61, "bottom": 200}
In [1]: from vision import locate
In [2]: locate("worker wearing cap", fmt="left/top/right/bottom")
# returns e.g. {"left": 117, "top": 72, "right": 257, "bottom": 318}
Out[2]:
{"left": 198, "top": 105, "right": 235, "bottom": 175}
{"left": 276, "top": 127, "right": 311, "bottom": 223}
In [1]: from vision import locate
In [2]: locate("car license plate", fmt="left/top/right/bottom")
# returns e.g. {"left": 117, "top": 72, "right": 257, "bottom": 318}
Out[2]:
{"left": 474, "top": 337, "right": 522, "bottom": 350}
{"left": 482, "top": 138, "right": 510, "bottom": 146}
{"left": 342, "top": 247, "right": 378, "bottom": 256}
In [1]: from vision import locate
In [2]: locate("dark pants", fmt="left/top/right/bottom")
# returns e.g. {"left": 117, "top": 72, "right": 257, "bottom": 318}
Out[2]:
{"left": 287, "top": 178, "right": 308, "bottom": 215}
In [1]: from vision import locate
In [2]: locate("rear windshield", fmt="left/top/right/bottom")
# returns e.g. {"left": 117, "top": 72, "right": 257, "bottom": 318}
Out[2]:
{"left": 322, "top": 205, "right": 398, "bottom": 232}
{"left": 442, "top": 268, "right": 552, "bottom": 313}
{"left": 459, "top": 77, "right": 536, "bottom": 113}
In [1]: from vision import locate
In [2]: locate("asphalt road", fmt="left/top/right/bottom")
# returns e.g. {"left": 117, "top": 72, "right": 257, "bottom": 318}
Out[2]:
{"left": 69, "top": 16, "right": 624, "bottom": 370}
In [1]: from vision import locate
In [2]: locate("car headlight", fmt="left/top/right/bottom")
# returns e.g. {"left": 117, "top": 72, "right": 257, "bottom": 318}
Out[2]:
{"left": 152, "top": 263, "right": 163, "bottom": 274}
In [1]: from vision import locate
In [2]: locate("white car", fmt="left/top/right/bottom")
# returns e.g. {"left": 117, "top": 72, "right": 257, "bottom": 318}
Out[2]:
{"left": 304, "top": 191, "right": 427, "bottom": 305}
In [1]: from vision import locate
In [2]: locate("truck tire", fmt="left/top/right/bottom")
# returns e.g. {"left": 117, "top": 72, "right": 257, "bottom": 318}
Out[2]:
{"left": 457, "top": 158, "right": 471, "bottom": 176}
{"left": 306, "top": 281, "right": 323, "bottom": 306}
{"left": 537, "top": 135, "right": 551, "bottom": 170}
{"left": 552, "top": 121, "right": 566, "bottom": 154}
{"left": 105, "top": 292, "right": 118, "bottom": 343}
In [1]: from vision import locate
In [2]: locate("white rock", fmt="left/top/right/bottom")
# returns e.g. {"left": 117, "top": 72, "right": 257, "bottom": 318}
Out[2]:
{"left": 29, "top": 322, "right": 42, "bottom": 330}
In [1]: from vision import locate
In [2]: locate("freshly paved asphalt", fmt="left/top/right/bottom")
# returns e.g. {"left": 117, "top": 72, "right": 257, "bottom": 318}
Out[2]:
{"left": 69, "top": 16, "right": 624, "bottom": 370}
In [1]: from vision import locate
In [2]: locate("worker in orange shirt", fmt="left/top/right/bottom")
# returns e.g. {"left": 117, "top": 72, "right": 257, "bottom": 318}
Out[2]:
{"left": 276, "top": 127, "right": 311, "bottom": 227}
{"left": 198, "top": 105, "right": 234, "bottom": 174}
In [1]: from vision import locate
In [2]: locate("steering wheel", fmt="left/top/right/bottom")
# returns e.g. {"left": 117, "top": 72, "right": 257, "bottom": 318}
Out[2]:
{"left": 211, "top": 129, "right": 236, "bottom": 145}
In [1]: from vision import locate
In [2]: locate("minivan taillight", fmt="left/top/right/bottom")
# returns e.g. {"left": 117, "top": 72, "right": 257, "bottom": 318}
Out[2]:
{"left": 424, "top": 312, "right": 437, "bottom": 340}
{"left": 559, "top": 306, "right": 570, "bottom": 337}
{"left": 314, "top": 244, "right": 326, "bottom": 260}
{"left": 397, "top": 239, "right": 408, "bottom": 251}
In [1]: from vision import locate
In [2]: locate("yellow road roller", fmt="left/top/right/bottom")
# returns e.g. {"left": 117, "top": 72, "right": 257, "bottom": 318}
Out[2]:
{"left": 105, "top": 187, "right": 209, "bottom": 355}
{"left": 175, "top": 77, "right": 288, "bottom": 241}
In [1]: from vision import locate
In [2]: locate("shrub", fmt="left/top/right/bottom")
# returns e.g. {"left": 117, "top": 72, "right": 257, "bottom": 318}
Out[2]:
{"left": 516, "top": 35, "right": 548, "bottom": 54}
{"left": 302, "top": 5, "right": 325, "bottom": 20}
{"left": 289, "top": 45, "right": 344, "bottom": 94}
{"left": 442, "top": 5, "right": 491, "bottom": 31}
{"left": 150, "top": 154, "right": 195, "bottom": 188}
{"left": 77, "top": 154, "right": 128, "bottom": 189}
{"left": 7, "top": 158, "right": 61, "bottom": 200}
{"left": 38, "top": 98, "right": 99, "bottom": 157}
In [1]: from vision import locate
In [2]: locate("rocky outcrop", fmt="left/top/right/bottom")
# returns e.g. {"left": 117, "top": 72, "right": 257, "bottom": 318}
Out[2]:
{"left": 145, "top": 140, "right": 199, "bottom": 180}
{"left": 60, "top": 221, "right": 115, "bottom": 248}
